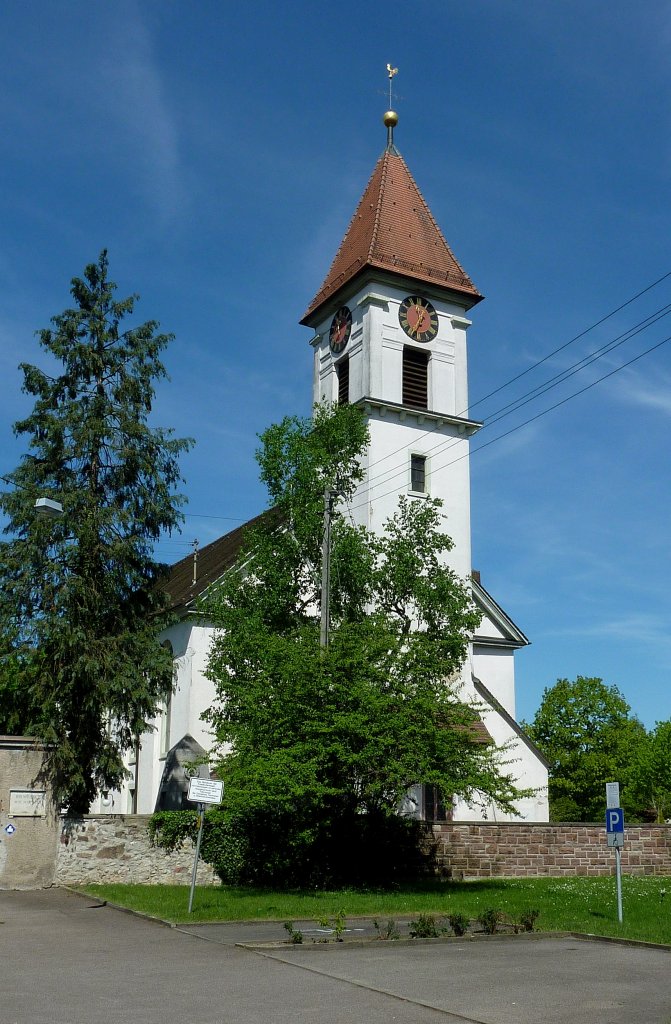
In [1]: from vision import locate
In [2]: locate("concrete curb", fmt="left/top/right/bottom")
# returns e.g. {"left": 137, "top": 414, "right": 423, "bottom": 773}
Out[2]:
{"left": 235, "top": 930, "right": 577, "bottom": 951}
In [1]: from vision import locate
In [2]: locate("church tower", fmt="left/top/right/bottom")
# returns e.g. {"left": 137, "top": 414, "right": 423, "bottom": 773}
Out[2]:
{"left": 300, "top": 111, "right": 482, "bottom": 582}
{"left": 298, "top": 108, "right": 548, "bottom": 820}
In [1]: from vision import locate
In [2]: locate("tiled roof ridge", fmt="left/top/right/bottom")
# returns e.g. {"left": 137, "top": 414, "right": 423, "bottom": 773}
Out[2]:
{"left": 389, "top": 151, "right": 473, "bottom": 285}
{"left": 304, "top": 152, "right": 387, "bottom": 319}
{"left": 368, "top": 148, "right": 390, "bottom": 263}
{"left": 160, "top": 507, "right": 278, "bottom": 611}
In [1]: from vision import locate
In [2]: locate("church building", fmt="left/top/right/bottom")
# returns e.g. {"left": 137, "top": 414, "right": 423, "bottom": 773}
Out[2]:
{"left": 96, "top": 110, "right": 549, "bottom": 822}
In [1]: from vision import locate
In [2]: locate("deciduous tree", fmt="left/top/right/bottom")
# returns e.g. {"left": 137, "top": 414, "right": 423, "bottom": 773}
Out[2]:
{"left": 201, "top": 404, "right": 526, "bottom": 883}
{"left": 524, "top": 676, "right": 647, "bottom": 821}
{"left": 629, "top": 721, "right": 671, "bottom": 823}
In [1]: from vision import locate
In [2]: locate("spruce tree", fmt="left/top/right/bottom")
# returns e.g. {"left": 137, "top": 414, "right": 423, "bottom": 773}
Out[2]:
{"left": 0, "top": 251, "right": 192, "bottom": 813}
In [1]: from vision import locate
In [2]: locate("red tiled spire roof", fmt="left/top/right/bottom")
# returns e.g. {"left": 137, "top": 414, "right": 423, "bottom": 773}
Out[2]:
{"left": 301, "top": 147, "right": 482, "bottom": 324}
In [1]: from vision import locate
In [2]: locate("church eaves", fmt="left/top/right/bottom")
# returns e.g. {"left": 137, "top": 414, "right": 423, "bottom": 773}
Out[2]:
{"left": 301, "top": 148, "right": 483, "bottom": 324}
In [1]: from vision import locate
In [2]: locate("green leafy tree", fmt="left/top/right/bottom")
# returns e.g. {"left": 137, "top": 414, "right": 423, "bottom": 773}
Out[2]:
{"left": 201, "top": 404, "right": 527, "bottom": 883}
{"left": 524, "top": 676, "right": 647, "bottom": 821}
{"left": 629, "top": 721, "right": 671, "bottom": 823}
{"left": 0, "top": 251, "right": 192, "bottom": 813}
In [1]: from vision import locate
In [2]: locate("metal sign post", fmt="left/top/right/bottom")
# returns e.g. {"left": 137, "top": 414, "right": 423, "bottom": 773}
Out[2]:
{"left": 188, "top": 803, "right": 206, "bottom": 915}
{"left": 605, "top": 793, "right": 624, "bottom": 925}
{"left": 186, "top": 774, "right": 224, "bottom": 915}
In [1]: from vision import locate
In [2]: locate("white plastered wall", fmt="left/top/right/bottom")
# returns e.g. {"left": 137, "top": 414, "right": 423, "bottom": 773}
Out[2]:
{"left": 94, "top": 617, "right": 218, "bottom": 815}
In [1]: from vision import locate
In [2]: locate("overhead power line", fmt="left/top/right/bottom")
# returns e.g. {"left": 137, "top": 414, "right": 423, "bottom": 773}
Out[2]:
{"left": 7, "top": 273, "right": 668, "bottom": 533}
{"left": 348, "top": 329, "right": 671, "bottom": 514}
{"left": 363, "top": 298, "right": 671, "bottom": 496}
{"left": 364, "top": 271, "right": 671, "bottom": 483}
{"left": 469, "top": 268, "right": 671, "bottom": 414}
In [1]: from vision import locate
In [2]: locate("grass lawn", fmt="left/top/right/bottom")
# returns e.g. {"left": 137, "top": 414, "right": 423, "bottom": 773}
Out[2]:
{"left": 79, "top": 875, "right": 671, "bottom": 944}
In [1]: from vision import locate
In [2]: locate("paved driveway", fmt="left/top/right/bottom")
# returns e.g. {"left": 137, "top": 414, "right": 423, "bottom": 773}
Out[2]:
{"left": 1, "top": 888, "right": 670, "bottom": 1024}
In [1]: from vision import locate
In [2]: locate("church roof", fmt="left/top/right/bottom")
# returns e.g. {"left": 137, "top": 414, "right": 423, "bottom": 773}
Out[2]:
{"left": 301, "top": 146, "right": 483, "bottom": 324}
{"left": 160, "top": 509, "right": 275, "bottom": 611}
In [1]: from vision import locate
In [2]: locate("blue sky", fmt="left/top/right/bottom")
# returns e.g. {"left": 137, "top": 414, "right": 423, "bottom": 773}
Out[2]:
{"left": 1, "top": 1, "right": 670, "bottom": 729}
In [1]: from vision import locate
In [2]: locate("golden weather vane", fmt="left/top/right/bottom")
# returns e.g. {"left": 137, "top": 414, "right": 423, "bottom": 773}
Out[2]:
{"left": 386, "top": 63, "right": 398, "bottom": 107}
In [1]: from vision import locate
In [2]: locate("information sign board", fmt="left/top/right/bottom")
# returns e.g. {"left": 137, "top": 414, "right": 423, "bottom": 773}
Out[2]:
{"left": 187, "top": 778, "right": 224, "bottom": 805}
{"left": 9, "top": 790, "right": 46, "bottom": 817}
{"left": 606, "top": 782, "right": 620, "bottom": 808}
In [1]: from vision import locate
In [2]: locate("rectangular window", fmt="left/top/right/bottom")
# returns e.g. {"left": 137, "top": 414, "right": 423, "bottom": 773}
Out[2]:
{"left": 337, "top": 358, "right": 349, "bottom": 405}
{"left": 410, "top": 454, "right": 427, "bottom": 493}
{"left": 402, "top": 347, "right": 428, "bottom": 409}
{"left": 423, "top": 784, "right": 452, "bottom": 823}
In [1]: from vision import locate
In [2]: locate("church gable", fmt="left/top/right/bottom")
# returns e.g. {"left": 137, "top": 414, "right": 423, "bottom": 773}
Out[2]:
{"left": 471, "top": 572, "right": 529, "bottom": 650}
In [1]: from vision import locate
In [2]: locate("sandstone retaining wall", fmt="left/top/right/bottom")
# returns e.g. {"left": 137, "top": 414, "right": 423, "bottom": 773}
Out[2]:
{"left": 431, "top": 822, "right": 671, "bottom": 878}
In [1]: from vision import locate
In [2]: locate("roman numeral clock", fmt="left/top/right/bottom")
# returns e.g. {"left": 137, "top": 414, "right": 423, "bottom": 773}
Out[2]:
{"left": 399, "top": 295, "right": 439, "bottom": 342}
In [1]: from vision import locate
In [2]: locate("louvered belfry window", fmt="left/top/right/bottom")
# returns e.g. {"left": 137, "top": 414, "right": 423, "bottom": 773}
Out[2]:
{"left": 337, "top": 358, "right": 349, "bottom": 405}
{"left": 402, "top": 347, "right": 428, "bottom": 409}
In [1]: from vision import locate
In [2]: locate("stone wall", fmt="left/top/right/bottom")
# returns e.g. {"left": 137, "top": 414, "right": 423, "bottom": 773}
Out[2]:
{"left": 431, "top": 822, "right": 671, "bottom": 878}
{"left": 55, "top": 815, "right": 217, "bottom": 886}
{"left": 5, "top": 803, "right": 671, "bottom": 887}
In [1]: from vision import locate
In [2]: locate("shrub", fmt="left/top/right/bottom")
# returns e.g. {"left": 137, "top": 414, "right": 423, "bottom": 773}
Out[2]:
{"left": 446, "top": 912, "right": 470, "bottom": 937}
{"left": 374, "top": 919, "right": 401, "bottom": 940}
{"left": 148, "top": 809, "right": 246, "bottom": 884}
{"left": 283, "top": 922, "right": 303, "bottom": 944}
{"left": 518, "top": 909, "right": 540, "bottom": 932}
{"left": 316, "top": 909, "right": 347, "bottom": 941}
{"left": 410, "top": 914, "right": 439, "bottom": 938}
{"left": 477, "top": 908, "right": 503, "bottom": 934}
{"left": 149, "top": 804, "right": 436, "bottom": 888}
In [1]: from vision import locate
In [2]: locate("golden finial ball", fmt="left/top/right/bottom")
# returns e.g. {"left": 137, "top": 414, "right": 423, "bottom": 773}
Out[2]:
{"left": 383, "top": 110, "right": 399, "bottom": 128}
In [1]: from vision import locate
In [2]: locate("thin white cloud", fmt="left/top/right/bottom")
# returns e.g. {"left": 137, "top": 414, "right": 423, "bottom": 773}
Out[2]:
{"left": 95, "top": 3, "right": 183, "bottom": 221}
{"left": 551, "top": 612, "right": 671, "bottom": 650}
{"left": 612, "top": 367, "right": 671, "bottom": 416}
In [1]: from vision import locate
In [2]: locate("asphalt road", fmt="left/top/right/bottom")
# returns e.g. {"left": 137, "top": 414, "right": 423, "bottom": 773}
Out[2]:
{"left": 1, "top": 888, "right": 670, "bottom": 1024}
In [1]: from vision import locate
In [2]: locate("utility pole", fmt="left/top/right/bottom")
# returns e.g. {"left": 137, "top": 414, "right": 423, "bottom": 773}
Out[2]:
{"left": 320, "top": 486, "right": 335, "bottom": 648}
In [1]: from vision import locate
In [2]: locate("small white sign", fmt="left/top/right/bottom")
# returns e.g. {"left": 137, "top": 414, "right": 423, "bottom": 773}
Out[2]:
{"left": 187, "top": 778, "right": 224, "bottom": 805}
{"left": 607, "top": 831, "right": 624, "bottom": 848}
{"left": 9, "top": 790, "right": 47, "bottom": 817}
{"left": 606, "top": 782, "right": 620, "bottom": 809}
{"left": 4, "top": 823, "right": 17, "bottom": 835}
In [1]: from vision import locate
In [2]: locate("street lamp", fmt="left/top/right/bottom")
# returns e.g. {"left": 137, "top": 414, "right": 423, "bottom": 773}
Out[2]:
{"left": 34, "top": 498, "right": 63, "bottom": 520}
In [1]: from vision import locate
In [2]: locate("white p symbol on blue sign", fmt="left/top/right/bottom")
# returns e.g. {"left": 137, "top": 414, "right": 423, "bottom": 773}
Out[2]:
{"left": 606, "top": 808, "right": 624, "bottom": 832}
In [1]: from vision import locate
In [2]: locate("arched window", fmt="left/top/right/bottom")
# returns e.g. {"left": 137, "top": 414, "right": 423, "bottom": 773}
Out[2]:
{"left": 159, "top": 639, "right": 174, "bottom": 758}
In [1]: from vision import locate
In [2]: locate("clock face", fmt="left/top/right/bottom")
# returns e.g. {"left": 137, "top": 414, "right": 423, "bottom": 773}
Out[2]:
{"left": 329, "top": 306, "right": 352, "bottom": 353}
{"left": 399, "top": 296, "right": 439, "bottom": 343}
